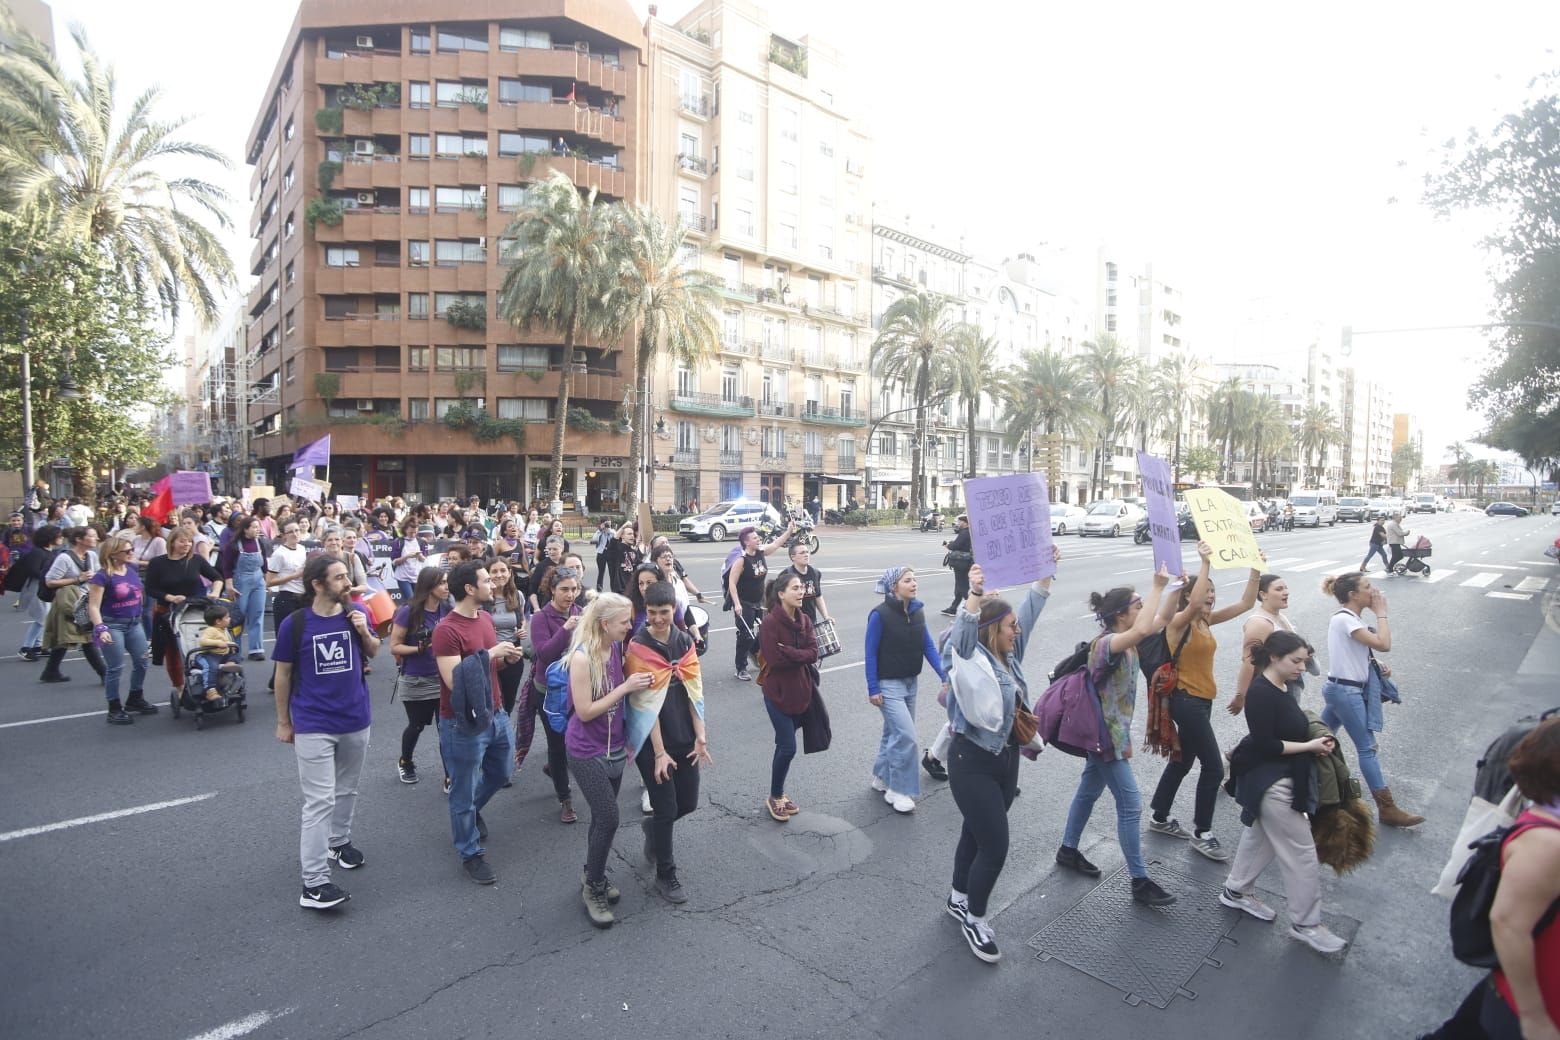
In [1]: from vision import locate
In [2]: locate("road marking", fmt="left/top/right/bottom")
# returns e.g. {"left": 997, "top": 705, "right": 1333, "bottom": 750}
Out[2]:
{"left": 1263, "top": 558, "right": 1305, "bottom": 569}
{"left": 1286, "top": 560, "right": 1341, "bottom": 573}
{"left": 0, "top": 710, "right": 105, "bottom": 730}
{"left": 184, "top": 1008, "right": 296, "bottom": 1040}
{"left": 0, "top": 792, "right": 217, "bottom": 843}
{"left": 1521, "top": 560, "right": 1557, "bottom": 566}
{"left": 1460, "top": 572, "right": 1500, "bottom": 588}
{"left": 1423, "top": 570, "right": 1457, "bottom": 584}
{"left": 1465, "top": 564, "right": 1522, "bottom": 571}
{"left": 1514, "top": 576, "right": 1550, "bottom": 593}
{"left": 819, "top": 659, "right": 859, "bottom": 674}
{"left": 1486, "top": 591, "right": 1533, "bottom": 601}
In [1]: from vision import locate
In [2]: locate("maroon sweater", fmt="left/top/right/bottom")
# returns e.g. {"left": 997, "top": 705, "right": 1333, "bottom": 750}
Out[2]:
{"left": 758, "top": 604, "right": 818, "bottom": 714}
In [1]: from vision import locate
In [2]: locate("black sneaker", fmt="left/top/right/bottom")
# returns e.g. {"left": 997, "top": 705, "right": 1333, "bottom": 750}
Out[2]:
{"left": 124, "top": 696, "right": 159, "bottom": 715}
{"left": 1131, "top": 876, "right": 1177, "bottom": 907}
{"left": 1055, "top": 845, "right": 1101, "bottom": 878}
{"left": 939, "top": 607, "right": 958, "bottom": 617}
{"left": 300, "top": 882, "right": 350, "bottom": 910}
{"left": 247, "top": 651, "right": 266, "bottom": 661}
{"left": 655, "top": 869, "right": 688, "bottom": 905}
{"left": 463, "top": 854, "right": 497, "bottom": 885}
{"left": 40, "top": 673, "right": 70, "bottom": 684}
{"left": 397, "top": 759, "right": 418, "bottom": 784}
{"left": 921, "top": 751, "right": 948, "bottom": 781}
{"left": 961, "top": 916, "right": 1001, "bottom": 963}
{"left": 106, "top": 708, "right": 134, "bottom": 725}
{"left": 327, "top": 842, "right": 365, "bottom": 870}
{"left": 945, "top": 893, "right": 969, "bottom": 921}
{"left": 735, "top": 668, "right": 752, "bottom": 682}
{"left": 476, "top": 811, "right": 488, "bottom": 841}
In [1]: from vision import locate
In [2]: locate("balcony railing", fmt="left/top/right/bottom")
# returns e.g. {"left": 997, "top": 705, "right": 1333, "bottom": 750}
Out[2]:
{"left": 756, "top": 399, "right": 795, "bottom": 418}
{"left": 679, "top": 95, "right": 710, "bottom": 117}
{"left": 718, "top": 449, "right": 744, "bottom": 468}
{"left": 677, "top": 154, "right": 708, "bottom": 174}
{"left": 679, "top": 213, "right": 709, "bottom": 233}
{"left": 800, "top": 404, "right": 867, "bottom": 427}
{"left": 802, "top": 453, "right": 824, "bottom": 470}
{"left": 760, "top": 449, "right": 788, "bottom": 463}
{"left": 759, "top": 341, "right": 791, "bottom": 362}
{"left": 670, "top": 451, "right": 700, "bottom": 469}
{"left": 718, "top": 336, "right": 753, "bottom": 356}
{"left": 666, "top": 391, "right": 756, "bottom": 418}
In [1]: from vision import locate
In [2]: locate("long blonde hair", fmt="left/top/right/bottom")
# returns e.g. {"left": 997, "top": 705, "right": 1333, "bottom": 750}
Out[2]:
{"left": 567, "top": 592, "right": 631, "bottom": 699}
{"left": 99, "top": 535, "right": 134, "bottom": 572}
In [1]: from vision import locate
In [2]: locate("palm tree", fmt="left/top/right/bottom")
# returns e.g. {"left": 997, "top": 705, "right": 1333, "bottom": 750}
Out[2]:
{"left": 1151, "top": 354, "right": 1200, "bottom": 481}
{"left": 1203, "top": 376, "right": 1248, "bottom": 483}
{"left": 1001, "top": 347, "right": 1098, "bottom": 501}
{"left": 1446, "top": 441, "right": 1472, "bottom": 497}
{"left": 1472, "top": 459, "right": 1500, "bottom": 501}
{"left": 1077, "top": 335, "right": 1138, "bottom": 500}
{"left": 496, "top": 170, "right": 618, "bottom": 506}
{"left": 0, "top": 25, "right": 235, "bottom": 325}
{"left": 944, "top": 326, "right": 1007, "bottom": 481}
{"left": 1123, "top": 361, "right": 1160, "bottom": 454}
{"left": 1294, "top": 403, "right": 1343, "bottom": 485}
{"left": 602, "top": 206, "right": 720, "bottom": 513}
{"left": 1243, "top": 394, "right": 1290, "bottom": 497}
{"left": 871, "top": 290, "right": 959, "bottom": 513}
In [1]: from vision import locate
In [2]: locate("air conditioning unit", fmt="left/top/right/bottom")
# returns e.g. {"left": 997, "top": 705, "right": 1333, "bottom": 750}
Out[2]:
{"left": 356, "top": 191, "right": 376, "bottom": 205}
{"left": 355, "top": 34, "right": 374, "bottom": 48}
{"left": 355, "top": 399, "right": 375, "bottom": 411}
{"left": 352, "top": 139, "right": 374, "bottom": 156}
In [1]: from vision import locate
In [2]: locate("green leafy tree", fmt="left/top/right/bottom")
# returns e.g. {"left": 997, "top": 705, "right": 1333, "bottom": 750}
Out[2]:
{"left": 1000, "top": 347, "right": 1098, "bottom": 501}
{"left": 603, "top": 205, "right": 720, "bottom": 513}
{"left": 1182, "top": 444, "right": 1221, "bottom": 481}
{"left": 495, "top": 170, "right": 618, "bottom": 505}
{"left": 1077, "top": 334, "right": 1138, "bottom": 499}
{"left": 1391, "top": 440, "right": 1424, "bottom": 491}
{"left": 871, "top": 290, "right": 959, "bottom": 513}
{"left": 1446, "top": 441, "right": 1472, "bottom": 497}
{"left": 1243, "top": 394, "right": 1290, "bottom": 497}
{"left": 1294, "top": 403, "right": 1342, "bottom": 485}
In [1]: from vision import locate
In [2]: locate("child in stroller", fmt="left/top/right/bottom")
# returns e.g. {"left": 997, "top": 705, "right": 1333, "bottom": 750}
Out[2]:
{"left": 193, "top": 603, "right": 242, "bottom": 708}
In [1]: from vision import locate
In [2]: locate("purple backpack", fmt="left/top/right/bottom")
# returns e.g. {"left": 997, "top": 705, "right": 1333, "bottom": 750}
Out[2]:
{"left": 1034, "top": 639, "right": 1112, "bottom": 758}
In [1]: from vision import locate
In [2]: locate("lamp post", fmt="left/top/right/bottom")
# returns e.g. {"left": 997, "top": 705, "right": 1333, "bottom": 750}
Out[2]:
{"left": 15, "top": 306, "right": 83, "bottom": 496}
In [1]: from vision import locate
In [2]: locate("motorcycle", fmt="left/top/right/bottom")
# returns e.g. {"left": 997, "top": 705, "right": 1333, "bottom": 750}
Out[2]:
{"left": 758, "top": 505, "right": 822, "bottom": 555}
{"left": 920, "top": 508, "right": 946, "bottom": 533}
{"left": 1134, "top": 510, "right": 1198, "bottom": 545}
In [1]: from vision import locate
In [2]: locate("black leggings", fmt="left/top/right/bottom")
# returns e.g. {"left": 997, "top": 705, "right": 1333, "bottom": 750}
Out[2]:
{"left": 400, "top": 699, "right": 441, "bottom": 767}
{"left": 947, "top": 566, "right": 970, "bottom": 611}
{"left": 1150, "top": 691, "right": 1224, "bottom": 834}
{"left": 515, "top": 674, "right": 571, "bottom": 802}
{"left": 635, "top": 742, "right": 700, "bottom": 875}
{"left": 595, "top": 555, "right": 609, "bottom": 591}
{"left": 41, "top": 643, "right": 106, "bottom": 681}
{"left": 734, "top": 603, "right": 760, "bottom": 672}
{"left": 948, "top": 735, "right": 1019, "bottom": 918}
{"left": 498, "top": 660, "right": 524, "bottom": 716}
{"left": 568, "top": 752, "right": 625, "bottom": 882}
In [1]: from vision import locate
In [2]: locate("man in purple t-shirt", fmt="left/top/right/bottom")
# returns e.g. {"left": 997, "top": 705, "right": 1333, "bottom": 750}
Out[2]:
{"left": 273, "top": 554, "right": 381, "bottom": 911}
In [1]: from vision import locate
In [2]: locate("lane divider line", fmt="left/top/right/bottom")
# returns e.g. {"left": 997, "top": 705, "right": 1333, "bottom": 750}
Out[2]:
{"left": 0, "top": 710, "right": 104, "bottom": 729}
{"left": 184, "top": 1007, "right": 296, "bottom": 1040}
{"left": 0, "top": 792, "right": 217, "bottom": 843}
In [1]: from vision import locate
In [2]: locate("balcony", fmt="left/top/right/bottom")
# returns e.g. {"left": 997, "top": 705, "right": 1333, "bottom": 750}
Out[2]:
{"left": 800, "top": 404, "right": 867, "bottom": 427}
{"left": 760, "top": 450, "right": 788, "bottom": 464}
{"left": 497, "top": 100, "right": 626, "bottom": 147}
{"left": 666, "top": 391, "right": 756, "bottom": 418}
{"left": 718, "top": 449, "right": 744, "bottom": 468}
{"left": 759, "top": 341, "right": 791, "bottom": 363}
{"left": 756, "top": 398, "right": 795, "bottom": 419}
{"left": 670, "top": 451, "right": 700, "bottom": 469}
{"left": 678, "top": 94, "right": 711, "bottom": 119}
{"left": 718, "top": 336, "right": 754, "bottom": 357}
{"left": 677, "top": 154, "right": 708, "bottom": 175}
{"left": 678, "top": 213, "right": 709, "bottom": 234}
{"left": 803, "top": 453, "right": 824, "bottom": 470}
{"left": 520, "top": 155, "right": 627, "bottom": 200}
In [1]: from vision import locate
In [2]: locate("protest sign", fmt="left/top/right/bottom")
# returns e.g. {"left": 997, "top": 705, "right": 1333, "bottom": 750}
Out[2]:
{"left": 963, "top": 472, "right": 1055, "bottom": 587}
{"left": 1135, "top": 452, "right": 1184, "bottom": 576}
{"left": 242, "top": 485, "right": 274, "bottom": 507}
{"left": 289, "top": 475, "right": 325, "bottom": 503}
{"left": 1184, "top": 488, "right": 1267, "bottom": 572}
{"left": 336, "top": 494, "right": 361, "bottom": 512}
{"left": 169, "top": 470, "right": 213, "bottom": 507}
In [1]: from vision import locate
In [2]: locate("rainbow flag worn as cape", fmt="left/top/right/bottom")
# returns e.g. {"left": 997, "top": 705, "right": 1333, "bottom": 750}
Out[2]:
{"left": 623, "top": 634, "right": 705, "bottom": 756}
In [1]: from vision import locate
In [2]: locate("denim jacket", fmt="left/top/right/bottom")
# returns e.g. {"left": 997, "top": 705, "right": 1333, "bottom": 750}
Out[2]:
{"left": 941, "top": 584, "right": 1050, "bottom": 754}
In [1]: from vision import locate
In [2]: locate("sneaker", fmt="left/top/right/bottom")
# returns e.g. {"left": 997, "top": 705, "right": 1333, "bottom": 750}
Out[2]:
{"left": 582, "top": 878, "right": 615, "bottom": 928}
{"left": 655, "top": 869, "right": 688, "bottom": 905}
{"left": 870, "top": 775, "right": 888, "bottom": 793}
{"left": 735, "top": 668, "right": 752, "bottom": 682}
{"left": 327, "top": 842, "right": 365, "bottom": 870}
{"left": 945, "top": 893, "right": 969, "bottom": 921}
{"left": 299, "top": 882, "right": 350, "bottom": 910}
{"left": 921, "top": 752, "right": 948, "bottom": 781}
{"left": 581, "top": 866, "right": 621, "bottom": 904}
{"left": 1190, "top": 832, "right": 1229, "bottom": 862}
{"left": 397, "top": 759, "right": 419, "bottom": 784}
{"left": 106, "top": 708, "right": 134, "bottom": 725}
{"left": 1131, "top": 876, "right": 1177, "bottom": 907}
{"left": 1219, "top": 887, "right": 1278, "bottom": 922}
{"left": 40, "top": 673, "right": 70, "bottom": 684}
{"left": 1148, "top": 816, "right": 1189, "bottom": 839}
{"left": 443, "top": 775, "right": 452, "bottom": 796}
{"left": 961, "top": 916, "right": 1001, "bottom": 963}
{"left": 559, "top": 799, "right": 577, "bottom": 824}
{"left": 939, "top": 607, "right": 958, "bottom": 617}
{"left": 463, "top": 854, "right": 497, "bottom": 885}
{"left": 885, "top": 790, "right": 915, "bottom": 813}
{"left": 247, "top": 651, "right": 266, "bottom": 661}
{"left": 476, "top": 811, "right": 488, "bottom": 842}
{"left": 124, "top": 696, "right": 159, "bottom": 715}
{"left": 641, "top": 789, "right": 653, "bottom": 815}
{"left": 765, "top": 796, "right": 790, "bottom": 822}
{"left": 1290, "top": 923, "right": 1348, "bottom": 954}
{"left": 642, "top": 818, "right": 657, "bottom": 864}
{"left": 1054, "top": 845, "right": 1101, "bottom": 878}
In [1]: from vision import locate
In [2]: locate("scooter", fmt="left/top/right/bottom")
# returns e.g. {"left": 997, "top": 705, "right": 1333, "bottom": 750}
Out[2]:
{"left": 920, "top": 509, "right": 945, "bottom": 533}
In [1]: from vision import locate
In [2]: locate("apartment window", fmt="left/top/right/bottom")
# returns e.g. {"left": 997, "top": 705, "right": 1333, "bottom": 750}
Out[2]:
{"left": 406, "top": 240, "right": 430, "bottom": 267}
{"left": 436, "top": 29, "right": 488, "bottom": 53}
{"left": 676, "top": 366, "right": 696, "bottom": 396}
{"left": 818, "top": 225, "right": 834, "bottom": 260}
{"left": 375, "top": 296, "right": 400, "bottom": 320}
{"left": 721, "top": 423, "right": 741, "bottom": 452}
{"left": 678, "top": 185, "right": 699, "bottom": 223}
{"left": 737, "top": 109, "right": 753, "bottom": 124}
{"left": 986, "top": 436, "right": 1000, "bottom": 468}
{"left": 408, "top": 398, "right": 430, "bottom": 421}
{"left": 282, "top": 164, "right": 295, "bottom": 193}
{"left": 761, "top": 368, "right": 786, "bottom": 403}
{"left": 324, "top": 247, "right": 360, "bottom": 267}
{"left": 434, "top": 186, "right": 484, "bottom": 211}
{"left": 435, "top": 81, "right": 485, "bottom": 108}
{"left": 720, "top": 366, "right": 739, "bottom": 402}
{"left": 283, "top": 212, "right": 295, "bottom": 239}
{"left": 722, "top": 254, "right": 741, "bottom": 289}
{"left": 498, "top": 132, "right": 548, "bottom": 158}
{"left": 496, "top": 398, "right": 549, "bottom": 420}
{"left": 284, "top": 117, "right": 295, "bottom": 142}
{"left": 777, "top": 160, "right": 797, "bottom": 194}
{"left": 804, "top": 375, "right": 822, "bottom": 410}
{"left": 284, "top": 261, "right": 296, "bottom": 286}
{"left": 282, "top": 308, "right": 296, "bottom": 337}
{"left": 779, "top": 221, "right": 798, "bottom": 249}
{"left": 410, "top": 28, "right": 431, "bottom": 54}
{"left": 679, "top": 69, "right": 701, "bottom": 108}
{"left": 877, "top": 431, "right": 896, "bottom": 457}
{"left": 435, "top": 346, "right": 484, "bottom": 371}
{"left": 678, "top": 243, "right": 698, "bottom": 270}
{"left": 434, "top": 398, "right": 465, "bottom": 419}
{"left": 436, "top": 133, "right": 486, "bottom": 157}
{"left": 675, "top": 420, "right": 695, "bottom": 453}
{"left": 407, "top": 346, "right": 429, "bottom": 371}
{"left": 497, "top": 345, "right": 549, "bottom": 371}
{"left": 408, "top": 133, "right": 430, "bottom": 159}
{"left": 409, "top": 82, "right": 430, "bottom": 109}
{"left": 839, "top": 283, "right": 856, "bottom": 316}
{"left": 837, "top": 435, "right": 855, "bottom": 465}
{"left": 679, "top": 131, "right": 698, "bottom": 158}
{"left": 497, "top": 79, "right": 551, "bottom": 104}
{"left": 780, "top": 106, "right": 799, "bottom": 141}
{"left": 434, "top": 292, "right": 484, "bottom": 315}
{"left": 735, "top": 206, "right": 753, "bottom": 237}
{"left": 721, "top": 309, "right": 741, "bottom": 344}
{"left": 407, "top": 293, "right": 429, "bottom": 320}
{"left": 735, "top": 146, "right": 753, "bottom": 180}
{"left": 435, "top": 239, "right": 485, "bottom": 265}
{"left": 408, "top": 187, "right": 430, "bottom": 214}
{"left": 498, "top": 27, "right": 550, "bottom": 50}
{"left": 839, "top": 379, "right": 855, "bottom": 413}
{"left": 283, "top": 357, "right": 296, "bottom": 383}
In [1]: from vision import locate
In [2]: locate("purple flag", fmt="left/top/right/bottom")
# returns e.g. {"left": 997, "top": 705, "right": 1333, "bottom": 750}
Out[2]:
{"left": 289, "top": 434, "right": 331, "bottom": 472}
{"left": 1136, "top": 451, "right": 1185, "bottom": 576}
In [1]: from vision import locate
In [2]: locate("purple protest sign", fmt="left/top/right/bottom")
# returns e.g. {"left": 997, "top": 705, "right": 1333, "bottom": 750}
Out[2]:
{"left": 168, "top": 470, "right": 213, "bottom": 507}
{"left": 1136, "top": 451, "right": 1184, "bottom": 576}
{"left": 964, "top": 472, "right": 1055, "bottom": 588}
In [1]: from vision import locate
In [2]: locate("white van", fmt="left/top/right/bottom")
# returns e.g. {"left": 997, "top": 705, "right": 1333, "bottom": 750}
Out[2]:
{"left": 1288, "top": 489, "right": 1338, "bottom": 527}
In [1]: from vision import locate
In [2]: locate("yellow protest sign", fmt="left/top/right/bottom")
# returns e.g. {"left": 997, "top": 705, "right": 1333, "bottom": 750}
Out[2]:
{"left": 243, "top": 485, "right": 275, "bottom": 505}
{"left": 1183, "top": 489, "right": 1267, "bottom": 572}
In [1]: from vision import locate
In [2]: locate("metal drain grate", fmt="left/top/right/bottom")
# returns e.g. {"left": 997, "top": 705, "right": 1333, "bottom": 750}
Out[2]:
{"left": 1026, "top": 862, "right": 1239, "bottom": 1009}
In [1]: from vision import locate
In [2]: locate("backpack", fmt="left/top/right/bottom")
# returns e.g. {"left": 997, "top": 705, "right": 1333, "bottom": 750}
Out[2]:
{"left": 1049, "top": 640, "right": 1092, "bottom": 683}
{"left": 543, "top": 647, "right": 580, "bottom": 734}
{"left": 1449, "top": 814, "right": 1560, "bottom": 968}
{"left": 35, "top": 548, "right": 65, "bottom": 602}
{"left": 1035, "top": 638, "right": 1110, "bottom": 757}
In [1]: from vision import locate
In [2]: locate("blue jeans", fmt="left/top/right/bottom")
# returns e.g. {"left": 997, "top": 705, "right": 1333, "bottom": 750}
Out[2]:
{"left": 764, "top": 697, "right": 798, "bottom": 800}
{"left": 196, "top": 650, "right": 238, "bottom": 692}
{"left": 22, "top": 619, "right": 43, "bottom": 649}
{"left": 1360, "top": 544, "right": 1390, "bottom": 571}
{"left": 1062, "top": 754, "right": 1147, "bottom": 878}
{"left": 140, "top": 596, "right": 155, "bottom": 641}
{"left": 438, "top": 713, "right": 515, "bottom": 860}
{"left": 101, "top": 616, "right": 149, "bottom": 704}
{"left": 872, "top": 676, "right": 920, "bottom": 798}
{"left": 233, "top": 579, "right": 267, "bottom": 656}
{"left": 1320, "top": 681, "right": 1386, "bottom": 792}
{"left": 398, "top": 579, "right": 416, "bottom": 602}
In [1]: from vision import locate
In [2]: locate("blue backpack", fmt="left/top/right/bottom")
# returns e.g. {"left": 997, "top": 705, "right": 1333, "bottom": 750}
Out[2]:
{"left": 543, "top": 648, "right": 579, "bottom": 734}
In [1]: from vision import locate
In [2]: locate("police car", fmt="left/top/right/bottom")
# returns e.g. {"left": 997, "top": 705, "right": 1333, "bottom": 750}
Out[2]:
{"left": 678, "top": 500, "right": 783, "bottom": 542}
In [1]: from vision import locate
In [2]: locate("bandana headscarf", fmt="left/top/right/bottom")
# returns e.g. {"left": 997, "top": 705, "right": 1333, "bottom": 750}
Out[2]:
{"left": 875, "top": 566, "right": 908, "bottom": 596}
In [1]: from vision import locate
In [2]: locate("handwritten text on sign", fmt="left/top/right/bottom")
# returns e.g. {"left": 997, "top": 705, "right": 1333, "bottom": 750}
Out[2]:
{"left": 168, "top": 470, "right": 213, "bottom": 508}
{"left": 1136, "top": 451, "right": 1184, "bottom": 576}
{"left": 1183, "top": 488, "right": 1267, "bottom": 572}
{"left": 964, "top": 473, "right": 1056, "bottom": 587}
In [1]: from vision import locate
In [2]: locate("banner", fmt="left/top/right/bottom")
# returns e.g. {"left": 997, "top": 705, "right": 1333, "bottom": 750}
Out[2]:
{"left": 289, "top": 434, "right": 331, "bottom": 473}
{"left": 289, "top": 475, "right": 325, "bottom": 503}
{"left": 168, "top": 470, "right": 213, "bottom": 507}
{"left": 1184, "top": 488, "right": 1267, "bottom": 572}
{"left": 362, "top": 529, "right": 397, "bottom": 598}
{"left": 963, "top": 472, "right": 1055, "bottom": 587}
{"left": 1136, "top": 452, "right": 1184, "bottom": 576}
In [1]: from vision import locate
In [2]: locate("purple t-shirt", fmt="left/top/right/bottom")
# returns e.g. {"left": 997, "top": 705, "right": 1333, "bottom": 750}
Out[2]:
{"left": 392, "top": 602, "right": 448, "bottom": 678}
{"left": 90, "top": 568, "right": 144, "bottom": 619}
{"left": 564, "top": 642, "right": 627, "bottom": 759}
{"left": 272, "top": 606, "right": 372, "bottom": 735}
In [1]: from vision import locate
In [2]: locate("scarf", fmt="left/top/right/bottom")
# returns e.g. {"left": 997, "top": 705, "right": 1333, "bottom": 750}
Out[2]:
{"left": 623, "top": 633, "right": 705, "bottom": 756}
{"left": 875, "top": 566, "right": 907, "bottom": 596}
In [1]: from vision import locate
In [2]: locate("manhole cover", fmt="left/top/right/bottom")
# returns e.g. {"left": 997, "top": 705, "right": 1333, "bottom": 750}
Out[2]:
{"left": 1026, "top": 862, "right": 1239, "bottom": 1009}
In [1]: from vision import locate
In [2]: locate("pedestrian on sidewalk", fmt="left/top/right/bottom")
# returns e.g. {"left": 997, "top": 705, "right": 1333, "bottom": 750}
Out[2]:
{"left": 522, "top": 564, "right": 583, "bottom": 822}
{"left": 1147, "top": 542, "right": 1263, "bottom": 862}
{"left": 565, "top": 592, "right": 652, "bottom": 927}
{"left": 273, "top": 553, "right": 381, "bottom": 910}
{"left": 1384, "top": 513, "right": 1410, "bottom": 574}
{"left": 86, "top": 535, "right": 159, "bottom": 724}
{"left": 433, "top": 561, "right": 527, "bottom": 885}
{"left": 1320, "top": 572, "right": 1424, "bottom": 828}
{"left": 1221, "top": 630, "right": 1349, "bottom": 955}
{"left": 1055, "top": 564, "right": 1180, "bottom": 907}
{"left": 865, "top": 566, "right": 948, "bottom": 813}
{"left": 389, "top": 567, "right": 452, "bottom": 786}
{"left": 941, "top": 557, "right": 1057, "bottom": 964}
{"left": 757, "top": 571, "right": 826, "bottom": 822}
{"left": 1360, "top": 518, "right": 1390, "bottom": 573}
{"left": 940, "top": 515, "right": 974, "bottom": 617}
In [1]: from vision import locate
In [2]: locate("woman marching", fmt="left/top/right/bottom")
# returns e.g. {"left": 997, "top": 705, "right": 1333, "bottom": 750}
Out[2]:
{"left": 220, "top": 515, "right": 270, "bottom": 660}
{"left": 146, "top": 527, "right": 226, "bottom": 705}
{"left": 1147, "top": 542, "right": 1262, "bottom": 861}
{"left": 1319, "top": 572, "right": 1424, "bottom": 828}
{"left": 484, "top": 558, "right": 527, "bottom": 718}
{"left": 865, "top": 566, "right": 948, "bottom": 813}
{"left": 1054, "top": 564, "right": 1179, "bottom": 907}
{"left": 523, "top": 564, "right": 584, "bottom": 823}
{"left": 38, "top": 526, "right": 106, "bottom": 684}
{"left": 757, "top": 571, "right": 826, "bottom": 822}
{"left": 565, "top": 592, "right": 654, "bottom": 928}
{"left": 86, "top": 535, "right": 158, "bottom": 724}
{"left": 389, "top": 567, "right": 452, "bottom": 786}
{"left": 942, "top": 555, "right": 1058, "bottom": 963}
{"left": 1221, "top": 630, "right": 1349, "bottom": 955}
{"left": 1231, "top": 572, "right": 1318, "bottom": 711}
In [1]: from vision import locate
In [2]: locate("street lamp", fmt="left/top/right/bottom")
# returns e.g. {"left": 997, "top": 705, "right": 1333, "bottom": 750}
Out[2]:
{"left": 16, "top": 309, "right": 82, "bottom": 492}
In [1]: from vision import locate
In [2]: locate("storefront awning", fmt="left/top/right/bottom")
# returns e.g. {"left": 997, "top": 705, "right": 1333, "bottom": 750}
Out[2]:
{"left": 818, "top": 473, "right": 862, "bottom": 485}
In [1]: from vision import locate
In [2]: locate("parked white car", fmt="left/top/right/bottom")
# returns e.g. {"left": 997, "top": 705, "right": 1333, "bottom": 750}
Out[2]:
{"left": 1050, "top": 503, "right": 1086, "bottom": 536}
{"left": 1078, "top": 500, "right": 1146, "bottom": 537}
{"left": 678, "top": 500, "right": 782, "bottom": 542}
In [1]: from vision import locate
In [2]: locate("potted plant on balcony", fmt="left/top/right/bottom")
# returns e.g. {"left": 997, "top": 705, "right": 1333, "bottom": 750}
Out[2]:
{"left": 442, "top": 299, "right": 487, "bottom": 331}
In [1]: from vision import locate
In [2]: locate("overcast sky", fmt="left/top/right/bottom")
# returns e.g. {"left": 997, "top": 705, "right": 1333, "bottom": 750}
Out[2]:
{"left": 38, "top": 0, "right": 1560, "bottom": 463}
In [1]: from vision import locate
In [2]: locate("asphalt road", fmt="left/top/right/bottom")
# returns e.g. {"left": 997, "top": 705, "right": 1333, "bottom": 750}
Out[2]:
{"left": 2, "top": 509, "right": 1558, "bottom": 1039}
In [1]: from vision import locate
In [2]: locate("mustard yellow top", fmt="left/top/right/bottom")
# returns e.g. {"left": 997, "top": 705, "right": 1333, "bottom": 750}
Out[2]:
{"left": 1175, "top": 620, "right": 1218, "bottom": 700}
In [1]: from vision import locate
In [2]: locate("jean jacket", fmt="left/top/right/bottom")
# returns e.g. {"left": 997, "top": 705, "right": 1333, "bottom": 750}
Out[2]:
{"left": 941, "top": 584, "right": 1050, "bottom": 755}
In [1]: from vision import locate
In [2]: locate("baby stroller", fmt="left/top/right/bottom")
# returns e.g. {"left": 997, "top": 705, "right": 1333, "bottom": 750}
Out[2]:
{"left": 1394, "top": 535, "right": 1432, "bottom": 577}
{"left": 167, "top": 597, "right": 247, "bottom": 728}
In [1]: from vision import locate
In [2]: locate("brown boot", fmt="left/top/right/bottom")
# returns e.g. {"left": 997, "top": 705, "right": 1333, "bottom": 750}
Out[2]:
{"left": 1372, "top": 787, "right": 1425, "bottom": 828}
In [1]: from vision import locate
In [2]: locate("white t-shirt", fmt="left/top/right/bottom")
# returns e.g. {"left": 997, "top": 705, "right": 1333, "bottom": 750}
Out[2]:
{"left": 1326, "top": 608, "right": 1372, "bottom": 683}
{"left": 267, "top": 544, "right": 309, "bottom": 595}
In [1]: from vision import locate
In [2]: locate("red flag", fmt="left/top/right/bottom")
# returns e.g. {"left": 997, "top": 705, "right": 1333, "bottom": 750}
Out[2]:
{"left": 142, "top": 487, "right": 174, "bottom": 525}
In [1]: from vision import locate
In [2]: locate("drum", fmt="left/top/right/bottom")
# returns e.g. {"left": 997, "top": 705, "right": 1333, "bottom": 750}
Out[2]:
{"left": 813, "top": 617, "right": 842, "bottom": 658}
{"left": 363, "top": 589, "right": 397, "bottom": 633}
{"left": 686, "top": 604, "right": 711, "bottom": 631}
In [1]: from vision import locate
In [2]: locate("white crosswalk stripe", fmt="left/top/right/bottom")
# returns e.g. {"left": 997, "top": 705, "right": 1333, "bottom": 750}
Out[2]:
{"left": 1460, "top": 572, "right": 1500, "bottom": 588}
{"left": 1286, "top": 560, "right": 1341, "bottom": 573}
{"left": 1486, "top": 591, "right": 1532, "bottom": 601}
{"left": 1513, "top": 576, "right": 1550, "bottom": 593}
{"left": 1423, "top": 570, "right": 1457, "bottom": 584}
